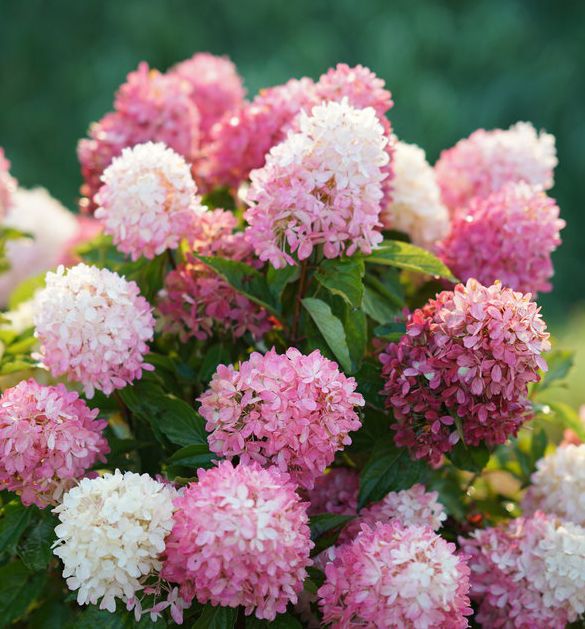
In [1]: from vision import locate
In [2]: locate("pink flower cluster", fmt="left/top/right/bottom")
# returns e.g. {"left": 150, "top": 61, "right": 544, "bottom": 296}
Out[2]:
{"left": 245, "top": 99, "right": 388, "bottom": 267}
{"left": 199, "top": 63, "right": 394, "bottom": 193}
{"left": 435, "top": 122, "right": 557, "bottom": 214}
{"left": 95, "top": 142, "right": 206, "bottom": 260}
{"left": 0, "top": 147, "right": 17, "bottom": 219}
{"left": 380, "top": 279, "right": 550, "bottom": 465}
{"left": 172, "top": 52, "right": 246, "bottom": 140}
{"left": 440, "top": 183, "right": 564, "bottom": 295}
{"left": 78, "top": 62, "right": 201, "bottom": 212}
{"left": 318, "top": 522, "right": 472, "bottom": 628}
{"left": 34, "top": 264, "right": 155, "bottom": 398}
{"left": 460, "top": 513, "right": 585, "bottom": 627}
{"left": 307, "top": 467, "right": 360, "bottom": 516}
{"left": 158, "top": 209, "right": 272, "bottom": 341}
{"left": 161, "top": 461, "right": 313, "bottom": 620}
{"left": 198, "top": 348, "right": 364, "bottom": 489}
{"left": 0, "top": 379, "right": 108, "bottom": 507}
{"left": 198, "top": 77, "right": 317, "bottom": 190}
{"left": 339, "top": 483, "right": 446, "bottom": 544}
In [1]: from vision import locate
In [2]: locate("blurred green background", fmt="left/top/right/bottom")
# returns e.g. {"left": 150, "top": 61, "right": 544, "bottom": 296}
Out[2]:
{"left": 0, "top": 0, "right": 584, "bottom": 325}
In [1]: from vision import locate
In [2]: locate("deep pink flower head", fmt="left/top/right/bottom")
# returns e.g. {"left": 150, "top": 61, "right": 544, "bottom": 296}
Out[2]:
{"left": 380, "top": 279, "right": 550, "bottom": 465}
{"left": 161, "top": 461, "right": 313, "bottom": 620}
{"left": 318, "top": 522, "right": 472, "bottom": 628}
{"left": 158, "top": 209, "right": 272, "bottom": 341}
{"left": 198, "top": 77, "right": 317, "bottom": 190}
{"left": 245, "top": 99, "right": 388, "bottom": 268}
{"left": 460, "top": 513, "right": 585, "bottom": 628}
{"left": 0, "top": 147, "right": 17, "bottom": 219}
{"left": 339, "top": 484, "right": 446, "bottom": 544}
{"left": 439, "top": 183, "right": 564, "bottom": 295}
{"left": 34, "top": 264, "right": 155, "bottom": 398}
{"left": 0, "top": 379, "right": 108, "bottom": 507}
{"left": 307, "top": 468, "right": 359, "bottom": 516}
{"left": 95, "top": 142, "right": 206, "bottom": 260}
{"left": 78, "top": 63, "right": 200, "bottom": 213}
{"left": 171, "top": 52, "right": 245, "bottom": 140}
{"left": 198, "top": 348, "right": 364, "bottom": 489}
{"left": 435, "top": 122, "right": 557, "bottom": 214}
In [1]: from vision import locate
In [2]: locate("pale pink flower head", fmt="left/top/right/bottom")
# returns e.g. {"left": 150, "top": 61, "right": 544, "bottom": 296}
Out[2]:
{"left": 158, "top": 209, "right": 272, "bottom": 341}
{"left": 380, "top": 279, "right": 550, "bottom": 465}
{"left": 435, "top": 122, "right": 557, "bottom": 213}
{"left": 0, "top": 187, "right": 79, "bottom": 307}
{"left": 461, "top": 513, "right": 585, "bottom": 628}
{"left": 307, "top": 467, "right": 359, "bottom": 516}
{"left": 440, "top": 182, "right": 564, "bottom": 295}
{"left": 522, "top": 444, "right": 585, "bottom": 526}
{"left": 318, "top": 522, "right": 472, "bottom": 628}
{"left": 95, "top": 142, "right": 206, "bottom": 260}
{"left": 161, "top": 460, "right": 313, "bottom": 620}
{"left": 382, "top": 139, "right": 450, "bottom": 250}
{"left": 78, "top": 62, "right": 200, "bottom": 213}
{"left": 245, "top": 99, "right": 388, "bottom": 268}
{"left": 198, "top": 77, "right": 317, "bottom": 190}
{"left": 198, "top": 348, "right": 364, "bottom": 489}
{"left": 171, "top": 52, "right": 245, "bottom": 139}
{"left": 33, "top": 264, "right": 155, "bottom": 398}
{"left": 339, "top": 484, "right": 447, "bottom": 543}
{"left": 0, "top": 147, "right": 17, "bottom": 219}
{"left": 0, "top": 379, "right": 108, "bottom": 507}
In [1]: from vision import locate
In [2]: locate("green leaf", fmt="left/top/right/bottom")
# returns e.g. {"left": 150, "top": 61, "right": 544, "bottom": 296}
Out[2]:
{"left": 447, "top": 441, "right": 491, "bottom": 473}
{"left": 309, "top": 513, "right": 354, "bottom": 540}
{"left": 0, "top": 560, "right": 47, "bottom": 627}
{"left": 196, "top": 256, "right": 279, "bottom": 315}
{"left": 17, "top": 511, "right": 56, "bottom": 571}
{"left": 167, "top": 444, "right": 217, "bottom": 470}
{"left": 362, "top": 285, "right": 401, "bottom": 324}
{"left": 198, "top": 342, "right": 232, "bottom": 383}
{"left": 534, "top": 349, "right": 575, "bottom": 392}
{"left": 302, "top": 298, "right": 352, "bottom": 373}
{"left": 0, "top": 501, "right": 34, "bottom": 557}
{"left": 536, "top": 401, "right": 585, "bottom": 440}
{"left": 119, "top": 383, "right": 209, "bottom": 448}
{"left": 67, "top": 606, "right": 165, "bottom": 628}
{"left": 267, "top": 265, "right": 300, "bottom": 304}
{"left": 8, "top": 273, "right": 46, "bottom": 310}
{"left": 193, "top": 605, "right": 238, "bottom": 628}
{"left": 366, "top": 240, "right": 457, "bottom": 281}
{"left": 315, "top": 257, "right": 365, "bottom": 307}
{"left": 358, "top": 441, "right": 428, "bottom": 508}
{"left": 373, "top": 322, "right": 406, "bottom": 342}
{"left": 246, "top": 613, "right": 303, "bottom": 628}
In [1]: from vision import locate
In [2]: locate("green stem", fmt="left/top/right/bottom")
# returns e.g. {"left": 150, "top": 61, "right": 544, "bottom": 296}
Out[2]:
{"left": 290, "top": 259, "right": 310, "bottom": 343}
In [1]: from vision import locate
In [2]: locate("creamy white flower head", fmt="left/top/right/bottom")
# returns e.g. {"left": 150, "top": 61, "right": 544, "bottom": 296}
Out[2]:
{"left": 382, "top": 140, "right": 450, "bottom": 250}
{"left": 523, "top": 444, "right": 585, "bottom": 526}
{"left": 95, "top": 142, "right": 206, "bottom": 260}
{"left": 1, "top": 298, "right": 36, "bottom": 334}
{"left": 520, "top": 516, "right": 585, "bottom": 621}
{"left": 33, "top": 263, "right": 155, "bottom": 397}
{"left": 53, "top": 470, "right": 177, "bottom": 613}
{"left": 0, "top": 188, "right": 78, "bottom": 307}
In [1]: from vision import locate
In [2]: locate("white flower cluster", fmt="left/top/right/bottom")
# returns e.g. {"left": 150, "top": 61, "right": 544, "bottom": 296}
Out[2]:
{"left": 53, "top": 470, "right": 177, "bottom": 613}
{"left": 382, "top": 140, "right": 450, "bottom": 249}
{"left": 523, "top": 444, "right": 585, "bottom": 526}
{"left": 95, "top": 142, "right": 206, "bottom": 260}
{"left": 524, "top": 517, "right": 585, "bottom": 620}
{"left": 33, "top": 263, "right": 155, "bottom": 397}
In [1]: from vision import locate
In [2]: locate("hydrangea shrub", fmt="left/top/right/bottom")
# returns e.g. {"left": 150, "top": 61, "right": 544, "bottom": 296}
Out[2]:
{"left": 0, "top": 51, "right": 580, "bottom": 628}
